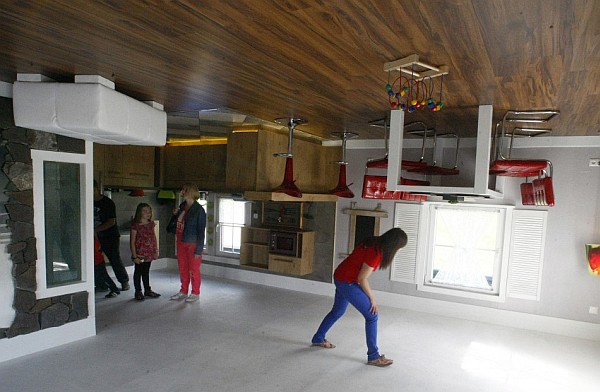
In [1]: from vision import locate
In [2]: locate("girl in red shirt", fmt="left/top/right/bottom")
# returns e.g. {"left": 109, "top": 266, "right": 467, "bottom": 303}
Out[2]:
{"left": 130, "top": 203, "right": 160, "bottom": 301}
{"left": 311, "top": 228, "right": 407, "bottom": 367}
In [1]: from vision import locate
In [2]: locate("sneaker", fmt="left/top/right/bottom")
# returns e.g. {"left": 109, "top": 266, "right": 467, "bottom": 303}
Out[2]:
{"left": 105, "top": 291, "right": 120, "bottom": 298}
{"left": 145, "top": 290, "right": 161, "bottom": 298}
{"left": 135, "top": 291, "right": 145, "bottom": 301}
{"left": 121, "top": 283, "right": 130, "bottom": 291}
{"left": 185, "top": 294, "right": 199, "bottom": 303}
{"left": 170, "top": 292, "right": 187, "bottom": 301}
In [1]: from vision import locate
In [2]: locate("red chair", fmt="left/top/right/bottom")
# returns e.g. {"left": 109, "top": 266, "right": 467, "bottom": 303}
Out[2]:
{"left": 361, "top": 120, "right": 430, "bottom": 200}
{"left": 362, "top": 175, "right": 429, "bottom": 201}
{"left": 519, "top": 164, "right": 555, "bottom": 206}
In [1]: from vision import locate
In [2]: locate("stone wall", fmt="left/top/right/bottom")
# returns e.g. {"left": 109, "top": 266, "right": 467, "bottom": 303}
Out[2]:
{"left": 0, "top": 97, "right": 88, "bottom": 339}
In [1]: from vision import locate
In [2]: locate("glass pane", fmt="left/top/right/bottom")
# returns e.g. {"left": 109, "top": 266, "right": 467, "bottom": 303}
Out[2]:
{"left": 217, "top": 197, "right": 246, "bottom": 254}
{"left": 429, "top": 207, "right": 501, "bottom": 292}
{"left": 44, "top": 161, "right": 81, "bottom": 287}
{"left": 219, "top": 224, "right": 241, "bottom": 253}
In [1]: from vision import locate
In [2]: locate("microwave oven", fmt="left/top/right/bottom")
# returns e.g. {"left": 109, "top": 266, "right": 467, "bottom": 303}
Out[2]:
{"left": 269, "top": 230, "right": 302, "bottom": 257}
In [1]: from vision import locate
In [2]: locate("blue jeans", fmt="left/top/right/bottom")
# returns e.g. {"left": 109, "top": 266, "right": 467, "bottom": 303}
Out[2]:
{"left": 312, "top": 279, "right": 380, "bottom": 361}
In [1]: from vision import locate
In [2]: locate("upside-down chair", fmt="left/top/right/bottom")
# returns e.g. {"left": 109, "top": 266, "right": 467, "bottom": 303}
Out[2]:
{"left": 489, "top": 110, "right": 559, "bottom": 206}
{"left": 361, "top": 120, "right": 429, "bottom": 201}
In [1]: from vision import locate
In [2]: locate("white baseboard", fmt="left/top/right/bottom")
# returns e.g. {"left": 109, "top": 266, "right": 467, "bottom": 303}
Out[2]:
{"left": 200, "top": 262, "right": 600, "bottom": 342}
{"left": 0, "top": 318, "right": 96, "bottom": 364}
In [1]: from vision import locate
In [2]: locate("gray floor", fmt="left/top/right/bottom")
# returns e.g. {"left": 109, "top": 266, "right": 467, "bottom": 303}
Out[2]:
{"left": 1, "top": 268, "right": 600, "bottom": 392}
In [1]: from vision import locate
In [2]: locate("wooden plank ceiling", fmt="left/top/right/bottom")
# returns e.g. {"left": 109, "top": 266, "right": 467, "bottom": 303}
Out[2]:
{"left": 0, "top": 0, "right": 598, "bottom": 140}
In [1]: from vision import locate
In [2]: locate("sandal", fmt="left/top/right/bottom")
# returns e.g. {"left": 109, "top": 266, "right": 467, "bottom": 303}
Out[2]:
{"left": 367, "top": 355, "right": 393, "bottom": 367}
{"left": 311, "top": 339, "right": 336, "bottom": 349}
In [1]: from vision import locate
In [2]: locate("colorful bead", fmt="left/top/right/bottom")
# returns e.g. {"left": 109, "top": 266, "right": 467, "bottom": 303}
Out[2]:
{"left": 390, "top": 101, "right": 398, "bottom": 109}
{"left": 385, "top": 83, "right": 392, "bottom": 92}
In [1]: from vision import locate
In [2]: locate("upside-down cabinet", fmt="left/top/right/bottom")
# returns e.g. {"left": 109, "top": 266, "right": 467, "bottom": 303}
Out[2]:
{"left": 226, "top": 128, "right": 340, "bottom": 193}
{"left": 239, "top": 227, "right": 315, "bottom": 276}
{"left": 94, "top": 144, "right": 155, "bottom": 187}
{"left": 268, "top": 231, "right": 315, "bottom": 276}
{"left": 160, "top": 144, "right": 227, "bottom": 190}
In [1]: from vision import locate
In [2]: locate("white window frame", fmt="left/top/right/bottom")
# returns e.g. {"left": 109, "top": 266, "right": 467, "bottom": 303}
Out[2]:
{"left": 416, "top": 202, "right": 514, "bottom": 302}
{"left": 215, "top": 196, "right": 250, "bottom": 257}
{"left": 32, "top": 147, "right": 93, "bottom": 298}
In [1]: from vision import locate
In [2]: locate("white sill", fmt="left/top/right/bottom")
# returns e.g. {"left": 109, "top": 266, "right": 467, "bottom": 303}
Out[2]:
{"left": 36, "top": 281, "right": 90, "bottom": 299}
{"left": 417, "top": 282, "right": 506, "bottom": 303}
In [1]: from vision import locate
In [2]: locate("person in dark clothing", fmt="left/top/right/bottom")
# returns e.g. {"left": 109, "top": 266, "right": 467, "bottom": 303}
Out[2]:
{"left": 94, "top": 235, "right": 120, "bottom": 299}
{"left": 93, "top": 180, "right": 129, "bottom": 291}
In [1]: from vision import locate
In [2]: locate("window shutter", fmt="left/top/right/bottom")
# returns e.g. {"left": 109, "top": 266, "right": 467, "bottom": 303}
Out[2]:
{"left": 390, "top": 203, "right": 421, "bottom": 283}
{"left": 507, "top": 209, "right": 548, "bottom": 300}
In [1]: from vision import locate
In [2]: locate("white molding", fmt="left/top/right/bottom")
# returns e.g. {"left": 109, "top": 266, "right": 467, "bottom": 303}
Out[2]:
{"left": 31, "top": 149, "right": 92, "bottom": 299}
{"left": 0, "top": 318, "right": 95, "bottom": 364}
{"left": 200, "top": 262, "right": 600, "bottom": 341}
{"left": 374, "top": 290, "right": 600, "bottom": 341}
{"left": 200, "top": 262, "right": 333, "bottom": 296}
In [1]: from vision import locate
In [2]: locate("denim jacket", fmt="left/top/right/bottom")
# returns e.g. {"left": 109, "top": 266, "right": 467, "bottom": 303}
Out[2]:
{"left": 177, "top": 201, "right": 207, "bottom": 255}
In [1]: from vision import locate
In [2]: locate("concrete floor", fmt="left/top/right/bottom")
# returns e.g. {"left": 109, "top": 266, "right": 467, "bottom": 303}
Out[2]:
{"left": 1, "top": 268, "right": 599, "bottom": 392}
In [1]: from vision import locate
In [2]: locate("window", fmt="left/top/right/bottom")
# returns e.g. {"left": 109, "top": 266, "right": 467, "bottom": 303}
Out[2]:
{"left": 44, "top": 161, "right": 82, "bottom": 286}
{"left": 216, "top": 197, "right": 248, "bottom": 255}
{"left": 417, "top": 203, "right": 513, "bottom": 302}
{"left": 32, "top": 149, "right": 91, "bottom": 297}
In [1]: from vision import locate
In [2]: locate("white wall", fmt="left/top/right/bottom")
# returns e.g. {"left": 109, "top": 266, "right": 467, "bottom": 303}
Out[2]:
{"left": 338, "top": 136, "right": 600, "bottom": 324}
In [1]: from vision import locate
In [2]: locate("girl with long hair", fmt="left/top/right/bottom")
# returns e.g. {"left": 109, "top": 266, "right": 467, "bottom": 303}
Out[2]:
{"left": 130, "top": 203, "right": 160, "bottom": 301}
{"left": 311, "top": 227, "right": 408, "bottom": 367}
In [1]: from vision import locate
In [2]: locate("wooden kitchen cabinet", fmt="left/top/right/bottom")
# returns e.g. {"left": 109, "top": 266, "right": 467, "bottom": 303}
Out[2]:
{"left": 161, "top": 144, "right": 227, "bottom": 190}
{"left": 268, "top": 231, "right": 314, "bottom": 276}
{"left": 93, "top": 144, "right": 155, "bottom": 187}
{"left": 226, "top": 129, "right": 340, "bottom": 193}
{"left": 239, "top": 227, "right": 270, "bottom": 268}
{"left": 240, "top": 227, "right": 315, "bottom": 276}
